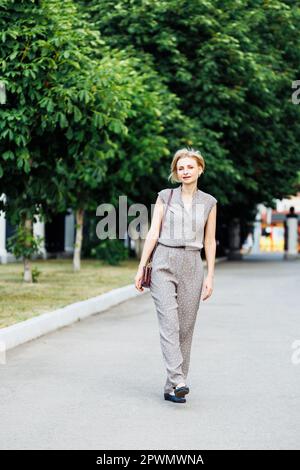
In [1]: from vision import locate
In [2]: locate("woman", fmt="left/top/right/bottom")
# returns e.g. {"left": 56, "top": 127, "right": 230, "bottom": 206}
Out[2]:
{"left": 134, "top": 148, "right": 218, "bottom": 404}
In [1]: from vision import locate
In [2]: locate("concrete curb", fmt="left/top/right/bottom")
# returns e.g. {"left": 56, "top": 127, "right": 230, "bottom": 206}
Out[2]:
{"left": 0, "top": 256, "right": 228, "bottom": 352}
{"left": 0, "top": 284, "right": 147, "bottom": 352}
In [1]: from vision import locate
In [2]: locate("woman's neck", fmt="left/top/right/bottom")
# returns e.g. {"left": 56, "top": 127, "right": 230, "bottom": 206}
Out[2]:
{"left": 180, "top": 183, "right": 198, "bottom": 197}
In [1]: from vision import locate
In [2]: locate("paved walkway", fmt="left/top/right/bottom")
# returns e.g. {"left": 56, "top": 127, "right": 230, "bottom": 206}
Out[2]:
{"left": 1, "top": 254, "right": 299, "bottom": 449}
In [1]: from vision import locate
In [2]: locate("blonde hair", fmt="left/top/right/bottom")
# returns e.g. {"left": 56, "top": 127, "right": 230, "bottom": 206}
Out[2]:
{"left": 168, "top": 147, "right": 205, "bottom": 184}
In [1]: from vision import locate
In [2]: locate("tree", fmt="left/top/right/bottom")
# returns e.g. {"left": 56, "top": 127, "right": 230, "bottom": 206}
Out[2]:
{"left": 78, "top": 0, "right": 300, "bottom": 250}
{"left": 0, "top": 0, "right": 180, "bottom": 275}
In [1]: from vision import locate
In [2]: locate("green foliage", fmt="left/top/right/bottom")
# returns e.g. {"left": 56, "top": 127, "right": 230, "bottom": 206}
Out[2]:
{"left": 31, "top": 266, "right": 41, "bottom": 283}
{"left": 78, "top": 0, "right": 300, "bottom": 220}
{"left": 7, "top": 225, "right": 44, "bottom": 260}
{"left": 1, "top": 0, "right": 300, "bottom": 266}
{"left": 91, "top": 239, "right": 129, "bottom": 265}
{"left": 0, "top": 0, "right": 173, "bottom": 220}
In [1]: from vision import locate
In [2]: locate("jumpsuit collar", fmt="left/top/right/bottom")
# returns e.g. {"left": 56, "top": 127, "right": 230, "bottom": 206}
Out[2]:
{"left": 175, "top": 184, "right": 200, "bottom": 208}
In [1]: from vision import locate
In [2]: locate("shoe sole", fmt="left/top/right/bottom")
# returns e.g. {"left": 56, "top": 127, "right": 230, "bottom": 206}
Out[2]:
{"left": 164, "top": 393, "right": 186, "bottom": 403}
{"left": 174, "top": 386, "right": 190, "bottom": 398}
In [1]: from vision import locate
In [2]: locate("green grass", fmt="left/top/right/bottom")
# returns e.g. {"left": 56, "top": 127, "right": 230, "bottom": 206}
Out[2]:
{"left": 0, "top": 258, "right": 139, "bottom": 328}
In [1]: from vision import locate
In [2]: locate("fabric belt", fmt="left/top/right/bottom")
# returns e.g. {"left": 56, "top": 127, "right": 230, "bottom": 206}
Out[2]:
{"left": 157, "top": 242, "right": 200, "bottom": 251}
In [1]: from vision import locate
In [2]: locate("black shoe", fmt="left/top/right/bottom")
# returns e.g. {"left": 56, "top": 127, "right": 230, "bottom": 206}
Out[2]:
{"left": 164, "top": 393, "right": 186, "bottom": 403}
{"left": 173, "top": 385, "right": 190, "bottom": 398}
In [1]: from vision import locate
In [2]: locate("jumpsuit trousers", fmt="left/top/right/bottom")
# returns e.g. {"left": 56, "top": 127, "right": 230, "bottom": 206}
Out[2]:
{"left": 149, "top": 242, "right": 204, "bottom": 394}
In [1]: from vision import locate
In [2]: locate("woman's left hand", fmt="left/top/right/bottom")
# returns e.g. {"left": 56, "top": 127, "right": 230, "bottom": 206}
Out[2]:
{"left": 201, "top": 275, "right": 214, "bottom": 301}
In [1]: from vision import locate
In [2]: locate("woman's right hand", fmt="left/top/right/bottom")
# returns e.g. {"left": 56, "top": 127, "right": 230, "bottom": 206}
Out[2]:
{"left": 135, "top": 266, "right": 145, "bottom": 292}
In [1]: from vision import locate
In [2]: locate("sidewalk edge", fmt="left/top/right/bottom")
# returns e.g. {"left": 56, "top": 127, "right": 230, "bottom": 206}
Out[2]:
{"left": 0, "top": 256, "right": 227, "bottom": 351}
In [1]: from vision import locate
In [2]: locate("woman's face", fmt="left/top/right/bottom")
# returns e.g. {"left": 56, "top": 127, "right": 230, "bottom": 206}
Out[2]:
{"left": 176, "top": 157, "right": 201, "bottom": 183}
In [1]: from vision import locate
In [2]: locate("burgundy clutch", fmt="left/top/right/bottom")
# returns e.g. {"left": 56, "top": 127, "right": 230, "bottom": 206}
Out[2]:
{"left": 141, "top": 189, "right": 173, "bottom": 288}
{"left": 141, "top": 263, "right": 152, "bottom": 288}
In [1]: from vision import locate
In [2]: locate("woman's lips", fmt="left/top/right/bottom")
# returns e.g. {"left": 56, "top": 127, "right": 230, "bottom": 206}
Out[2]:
{"left": 183, "top": 176, "right": 191, "bottom": 179}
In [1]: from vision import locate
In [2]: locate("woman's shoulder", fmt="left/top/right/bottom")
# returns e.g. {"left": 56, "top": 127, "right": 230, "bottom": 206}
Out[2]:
{"left": 157, "top": 187, "right": 173, "bottom": 202}
{"left": 198, "top": 189, "right": 218, "bottom": 204}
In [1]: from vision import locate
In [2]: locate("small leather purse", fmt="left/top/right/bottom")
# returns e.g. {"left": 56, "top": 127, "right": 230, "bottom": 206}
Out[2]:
{"left": 141, "top": 189, "right": 173, "bottom": 288}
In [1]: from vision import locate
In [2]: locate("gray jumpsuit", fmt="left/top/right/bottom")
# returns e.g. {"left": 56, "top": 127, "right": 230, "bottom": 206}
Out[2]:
{"left": 149, "top": 184, "right": 217, "bottom": 394}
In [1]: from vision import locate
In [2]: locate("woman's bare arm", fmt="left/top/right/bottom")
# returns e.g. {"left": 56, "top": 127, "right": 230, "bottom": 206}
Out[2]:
{"left": 203, "top": 204, "right": 217, "bottom": 277}
{"left": 202, "top": 204, "right": 217, "bottom": 300}
{"left": 138, "top": 196, "right": 164, "bottom": 269}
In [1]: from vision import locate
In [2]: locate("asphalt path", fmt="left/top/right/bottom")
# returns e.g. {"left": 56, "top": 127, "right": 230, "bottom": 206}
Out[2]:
{"left": 1, "top": 254, "right": 299, "bottom": 449}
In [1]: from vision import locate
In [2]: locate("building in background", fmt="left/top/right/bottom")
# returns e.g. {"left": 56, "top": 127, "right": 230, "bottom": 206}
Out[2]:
{"left": 254, "top": 192, "right": 300, "bottom": 254}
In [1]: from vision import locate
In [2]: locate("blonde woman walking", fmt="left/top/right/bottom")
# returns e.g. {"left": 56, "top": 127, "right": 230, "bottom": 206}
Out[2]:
{"left": 135, "top": 148, "right": 218, "bottom": 404}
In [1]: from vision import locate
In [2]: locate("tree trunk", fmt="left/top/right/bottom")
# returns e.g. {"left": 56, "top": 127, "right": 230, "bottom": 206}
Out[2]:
{"left": 23, "top": 217, "right": 32, "bottom": 282}
{"left": 73, "top": 208, "right": 84, "bottom": 272}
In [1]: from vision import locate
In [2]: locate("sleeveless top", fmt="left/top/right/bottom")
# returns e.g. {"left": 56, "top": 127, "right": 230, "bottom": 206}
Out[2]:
{"left": 156, "top": 185, "right": 217, "bottom": 250}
